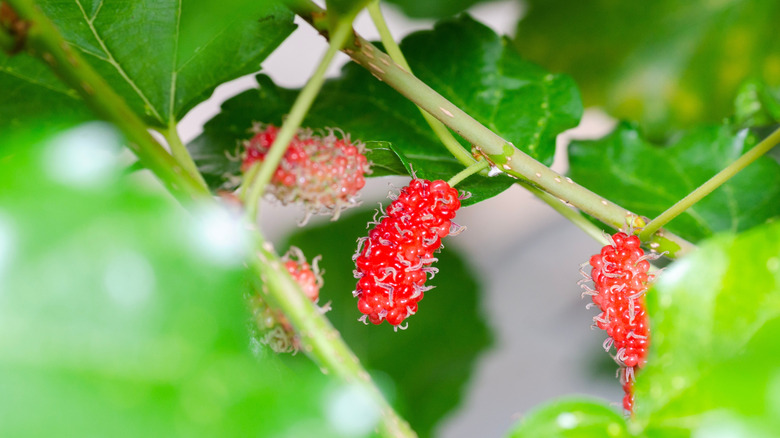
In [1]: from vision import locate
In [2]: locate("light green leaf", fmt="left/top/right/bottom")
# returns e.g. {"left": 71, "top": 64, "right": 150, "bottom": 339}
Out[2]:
{"left": 0, "top": 0, "right": 294, "bottom": 128}
{"left": 507, "top": 398, "right": 630, "bottom": 438}
{"left": 0, "top": 123, "right": 369, "bottom": 437}
{"left": 285, "top": 209, "right": 492, "bottom": 438}
{"left": 568, "top": 123, "right": 780, "bottom": 242}
{"left": 515, "top": 0, "right": 780, "bottom": 137}
{"left": 633, "top": 222, "right": 780, "bottom": 436}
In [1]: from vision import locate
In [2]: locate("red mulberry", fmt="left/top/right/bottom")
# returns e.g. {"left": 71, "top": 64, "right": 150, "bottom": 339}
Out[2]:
{"left": 242, "top": 124, "right": 371, "bottom": 222}
{"left": 252, "top": 247, "right": 325, "bottom": 353}
{"left": 353, "top": 179, "right": 464, "bottom": 328}
{"left": 581, "top": 232, "right": 658, "bottom": 412}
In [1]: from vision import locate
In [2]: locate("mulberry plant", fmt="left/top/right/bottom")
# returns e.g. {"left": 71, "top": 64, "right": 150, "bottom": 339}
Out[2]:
{"left": 3, "top": 1, "right": 780, "bottom": 438}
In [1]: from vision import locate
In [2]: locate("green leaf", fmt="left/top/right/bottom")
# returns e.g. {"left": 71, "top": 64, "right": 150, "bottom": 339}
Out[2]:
{"left": 190, "top": 15, "right": 581, "bottom": 205}
{"left": 285, "top": 209, "right": 492, "bottom": 438}
{"left": 0, "top": 55, "right": 93, "bottom": 129}
{"left": 733, "top": 80, "right": 780, "bottom": 128}
{"left": 326, "top": 0, "right": 372, "bottom": 21}
{"left": 506, "top": 398, "right": 630, "bottom": 438}
{"left": 568, "top": 123, "right": 780, "bottom": 242}
{"left": 633, "top": 222, "right": 780, "bottom": 436}
{"left": 383, "top": 0, "right": 488, "bottom": 18}
{"left": 515, "top": 0, "right": 780, "bottom": 137}
{"left": 0, "top": 123, "right": 375, "bottom": 437}
{"left": 365, "top": 141, "right": 409, "bottom": 177}
{"left": 0, "top": 0, "right": 294, "bottom": 128}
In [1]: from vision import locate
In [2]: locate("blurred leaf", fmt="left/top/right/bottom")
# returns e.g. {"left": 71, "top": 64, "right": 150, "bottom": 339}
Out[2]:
{"left": 0, "top": 0, "right": 294, "bottom": 128}
{"left": 326, "top": 0, "right": 372, "bottom": 22}
{"left": 190, "top": 15, "right": 581, "bottom": 205}
{"left": 506, "top": 398, "right": 630, "bottom": 438}
{"left": 633, "top": 221, "right": 780, "bottom": 436}
{"left": 734, "top": 80, "right": 780, "bottom": 128}
{"left": 568, "top": 123, "right": 780, "bottom": 242}
{"left": 383, "top": 0, "right": 489, "bottom": 18}
{"left": 285, "top": 209, "right": 492, "bottom": 438}
{"left": 515, "top": 0, "right": 780, "bottom": 137}
{"left": 0, "top": 123, "right": 376, "bottom": 437}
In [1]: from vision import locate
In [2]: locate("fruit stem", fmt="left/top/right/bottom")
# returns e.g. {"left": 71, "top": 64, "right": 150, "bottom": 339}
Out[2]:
{"left": 639, "top": 126, "right": 780, "bottom": 242}
{"left": 3, "top": 0, "right": 210, "bottom": 203}
{"left": 367, "top": 0, "right": 477, "bottom": 170}
{"left": 8, "top": 2, "right": 417, "bottom": 436}
{"left": 447, "top": 159, "right": 490, "bottom": 187}
{"left": 242, "top": 16, "right": 353, "bottom": 223}
{"left": 289, "top": 1, "right": 695, "bottom": 258}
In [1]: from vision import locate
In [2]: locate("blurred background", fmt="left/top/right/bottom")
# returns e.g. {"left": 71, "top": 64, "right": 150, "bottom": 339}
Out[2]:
{"left": 178, "top": 2, "right": 621, "bottom": 436}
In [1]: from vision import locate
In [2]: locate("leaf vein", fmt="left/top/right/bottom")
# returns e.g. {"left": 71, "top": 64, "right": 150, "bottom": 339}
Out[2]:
{"left": 73, "top": 0, "right": 164, "bottom": 123}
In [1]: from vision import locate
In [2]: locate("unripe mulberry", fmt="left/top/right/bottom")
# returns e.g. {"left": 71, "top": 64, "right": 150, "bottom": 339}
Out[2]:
{"left": 353, "top": 179, "right": 464, "bottom": 328}
{"left": 242, "top": 124, "right": 371, "bottom": 222}
{"left": 580, "top": 232, "right": 659, "bottom": 412}
{"left": 251, "top": 247, "right": 325, "bottom": 354}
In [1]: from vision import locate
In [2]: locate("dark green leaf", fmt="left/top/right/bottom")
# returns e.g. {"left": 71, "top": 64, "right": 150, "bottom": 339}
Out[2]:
{"left": 568, "top": 123, "right": 780, "bottom": 242}
{"left": 365, "top": 141, "right": 409, "bottom": 177}
{"left": 0, "top": 0, "right": 294, "bottom": 127}
{"left": 515, "top": 0, "right": 780, "bottom": 137}
{"left": 0, "top": 55, "right": 93, "bottom": 129}
{"left": 633, "top": 222, "right": 780, "bottom": 436}
{"left": 0, "top": 123, "right": 376, "bottom": 437}
{"left": 383, "top": 0, "right": 489, "bottom": 18}
{"left": 285, "top": 209, "right": 492, "bottom": 438}
{"left": 190, "top": 15, "right": 581, "bottom": 205}
{"left": 507, "top": 398, "right": 630, "bottom": 438}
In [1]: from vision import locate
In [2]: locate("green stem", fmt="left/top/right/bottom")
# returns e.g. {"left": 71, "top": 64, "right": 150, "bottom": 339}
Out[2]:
{"left": 519, "top": 181, "right": 610, "bottom": 245}
{"left": 162, "top": 124, "right": 208, "bottom": 189}
{"left": 250, "top": 237, "right": 415, "bottom": 438}
{"left": 5, "top": 0, "right": 208, "bottom": 203}
{"left": 291, "top": 1, "right": 695, "bottom": 258}
{"left": 367, "top": 0, "right": 475, "bottom": 169}
{"left": 447, "top": 159, "right": 489, "bottom": 186}
{"left": 242, "top": 17, "right": 353, "bottom": 222}
{"left": 639, "top": 126, "right": 780, "bottom": 241}
{"left": 10, "top": 1, "right": 415, "bottom": 436}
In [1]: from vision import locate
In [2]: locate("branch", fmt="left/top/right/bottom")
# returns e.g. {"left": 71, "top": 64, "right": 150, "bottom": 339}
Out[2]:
{"left": 289, "top": 1, "right": 696, "bottom": 258}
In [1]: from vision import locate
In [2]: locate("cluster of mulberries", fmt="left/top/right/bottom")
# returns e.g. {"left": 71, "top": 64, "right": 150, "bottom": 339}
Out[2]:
{"left": 581, "top": 232, "right": 657, "bottom": 412}
{"left": 353, "top": 179, "right": 463, "bottom": 328}
{"left": 242, "top": 124, "right": 371, "bottom": 222}
{"left": 252, "top": 247, "right": 324, "bottom": 354}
